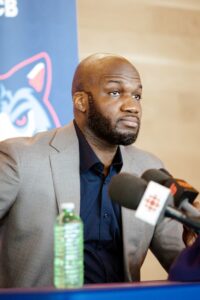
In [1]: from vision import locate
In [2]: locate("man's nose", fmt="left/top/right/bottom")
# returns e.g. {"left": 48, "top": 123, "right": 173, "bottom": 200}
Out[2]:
{"left": 121, "top": 97, "right": 140, "bottom": 113}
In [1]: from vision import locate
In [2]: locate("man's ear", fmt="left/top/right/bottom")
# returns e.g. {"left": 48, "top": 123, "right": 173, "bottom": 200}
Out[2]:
{"left": 73, "top": 92, "right": 88, "bottom": 112}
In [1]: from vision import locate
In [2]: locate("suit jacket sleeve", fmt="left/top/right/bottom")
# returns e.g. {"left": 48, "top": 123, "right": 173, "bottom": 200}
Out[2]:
{"left": 150, "top": 217, "right": 185, "bottom": 271}
{"left": 0, "top": 139, "right": 21, "bottom": 220}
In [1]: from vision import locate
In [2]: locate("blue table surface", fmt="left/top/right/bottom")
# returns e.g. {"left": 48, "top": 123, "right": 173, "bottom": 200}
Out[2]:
{"left": 0, "top": 281, "right": 200, "bottom": 300}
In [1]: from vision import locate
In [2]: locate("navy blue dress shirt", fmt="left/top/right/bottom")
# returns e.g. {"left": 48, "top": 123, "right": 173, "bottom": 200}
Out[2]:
{"left": 74, "top": 121, "right": 124, "bottom": 283}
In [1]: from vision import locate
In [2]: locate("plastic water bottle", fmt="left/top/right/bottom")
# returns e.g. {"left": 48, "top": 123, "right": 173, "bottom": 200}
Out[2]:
{"left": 54, "top": 202, "right": 84, "bottom": 288}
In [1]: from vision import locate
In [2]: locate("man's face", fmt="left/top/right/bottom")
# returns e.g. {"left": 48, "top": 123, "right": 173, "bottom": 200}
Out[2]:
{"left": 86, "top": 62, "right": 142, "bottom": 146}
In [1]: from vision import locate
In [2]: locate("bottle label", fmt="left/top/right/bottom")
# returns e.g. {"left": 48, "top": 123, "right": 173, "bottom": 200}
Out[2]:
{"left": 54, "top": 222, "right": 83, "bottom": 288}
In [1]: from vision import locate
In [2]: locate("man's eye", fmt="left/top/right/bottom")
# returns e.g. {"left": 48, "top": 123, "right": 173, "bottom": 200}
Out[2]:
{"left": 133, "top": 94, "right": 141, "bottom": 101}
{"left": 109, "top": 91, "right": 120, "bottom": 97}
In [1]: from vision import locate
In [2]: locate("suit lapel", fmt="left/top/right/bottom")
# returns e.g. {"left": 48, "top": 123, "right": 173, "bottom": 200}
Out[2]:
{"left": 49, "top": 123, "right": 81, "bottom": 215}
{"left": 120, "top": 145, "right": 144, "bottom": 230}
{"left": 119, "top": 145, "right": 154, "bottom": 280}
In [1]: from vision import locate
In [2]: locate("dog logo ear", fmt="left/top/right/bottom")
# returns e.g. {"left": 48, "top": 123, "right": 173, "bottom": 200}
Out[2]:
{"left": 27, "top": 62, "right": 45, "bottom": 93}
{"left": 0, "top": 52, "right": 61, "bottom": 140}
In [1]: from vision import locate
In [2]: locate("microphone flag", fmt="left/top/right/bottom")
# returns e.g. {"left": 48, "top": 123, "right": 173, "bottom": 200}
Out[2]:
{"left": 135, "top": 181, "right": 172, "bottom": 226}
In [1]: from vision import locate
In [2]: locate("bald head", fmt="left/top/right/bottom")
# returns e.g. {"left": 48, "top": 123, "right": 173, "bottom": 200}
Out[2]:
{"left": 71, "top": 53, "right": 140, "bottom": 96}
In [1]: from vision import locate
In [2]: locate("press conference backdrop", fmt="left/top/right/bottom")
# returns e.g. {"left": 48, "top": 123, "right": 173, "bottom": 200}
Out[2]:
{"left": 0, "top": 0, "right": 78, "bottom": 141}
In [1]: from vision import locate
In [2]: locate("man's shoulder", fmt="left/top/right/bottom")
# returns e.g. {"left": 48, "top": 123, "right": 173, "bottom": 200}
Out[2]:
{"left": 0, "top": 128, "right": 56, "bottom": 149}
{"left": 121, "top": 144, "right": 164, "bottom": 175}
{"left": 122, "top": 144, "right": 161, "bottom": 160}
{"left": 0, "top": 122, "right": 75, "bottom": 154}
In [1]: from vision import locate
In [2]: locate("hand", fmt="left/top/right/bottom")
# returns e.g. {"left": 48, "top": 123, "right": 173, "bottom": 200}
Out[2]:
{"left": 182, "top": 200, "right": 200, "bottom": 247}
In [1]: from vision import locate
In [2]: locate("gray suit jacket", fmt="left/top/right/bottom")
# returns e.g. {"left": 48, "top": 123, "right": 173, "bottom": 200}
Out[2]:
{"left": 0, "top": 122, "right": 184, "bottom": 287}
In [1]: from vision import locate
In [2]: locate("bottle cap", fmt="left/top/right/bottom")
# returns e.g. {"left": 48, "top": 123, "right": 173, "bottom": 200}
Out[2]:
{"left": 61, "top": 202, "right": 75, "bottom": 210}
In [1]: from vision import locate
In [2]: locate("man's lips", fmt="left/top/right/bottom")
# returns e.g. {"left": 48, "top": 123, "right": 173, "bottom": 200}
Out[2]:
{"left": 118, "top": 116, "right": 139, "bottom": 128}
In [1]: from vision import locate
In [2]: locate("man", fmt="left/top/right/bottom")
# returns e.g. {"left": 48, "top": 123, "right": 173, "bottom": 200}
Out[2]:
{"left": 0, "top": 53, "right": 184, "bottom": 287}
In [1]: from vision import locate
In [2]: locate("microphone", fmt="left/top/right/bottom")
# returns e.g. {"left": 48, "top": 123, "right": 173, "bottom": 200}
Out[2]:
{"left": 141, "top": 169, "right": 200, "bottom": 217}
{"left": 108, "top": 172, "right": 148, "bottom": 210}
{"left": 108, "top": 172, "right": 200, "bottom": 233}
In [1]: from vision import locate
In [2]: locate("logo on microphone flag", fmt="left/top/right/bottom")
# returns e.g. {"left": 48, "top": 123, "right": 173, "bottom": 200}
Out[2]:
{"left": 144, "top": 194, "right": 160, "bottom": 211}
{"left": 135, "top": 181, "right": 171, "bottom": 226}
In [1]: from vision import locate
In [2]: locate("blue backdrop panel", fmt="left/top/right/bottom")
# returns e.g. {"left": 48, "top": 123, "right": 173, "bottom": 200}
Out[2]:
{"left": 0, "top": 0, "right": 78, "bottom": 140}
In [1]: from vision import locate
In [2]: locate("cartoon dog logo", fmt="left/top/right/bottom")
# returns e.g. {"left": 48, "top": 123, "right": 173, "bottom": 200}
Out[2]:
{"left": 0, "top": 52, "right": 61, "bottom": 141}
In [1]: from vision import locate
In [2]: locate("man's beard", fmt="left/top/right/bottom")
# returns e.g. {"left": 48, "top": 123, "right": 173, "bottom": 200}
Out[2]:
{"left": 87, "top": 93, "right": 140, "bottom": 146}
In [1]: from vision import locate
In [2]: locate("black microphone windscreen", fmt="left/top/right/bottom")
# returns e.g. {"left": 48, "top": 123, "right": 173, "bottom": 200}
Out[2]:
{"left": 142, "top": 168, "right": 171, "bottom": 183}
{"left": 108, "top": 172, "right": 147, "bottom": 210}
{"left": 142, "top": 168, "right": 199, "bottom": 206}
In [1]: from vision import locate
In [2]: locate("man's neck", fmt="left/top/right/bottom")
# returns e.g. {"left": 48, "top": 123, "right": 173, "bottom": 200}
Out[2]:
{"left": 87, "top": 137, "right": 118, "bottom": 171}
{"left": 83, "top": 128, "right": 118, "bottom": 172}
{"left": 74, "top": 120, "right": 119, "bottom": 174}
